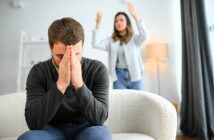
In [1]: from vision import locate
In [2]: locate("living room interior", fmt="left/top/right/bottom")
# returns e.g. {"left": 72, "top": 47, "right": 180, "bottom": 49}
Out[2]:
{"left": 0, "top": 0, "right": 213, "bottom": 140}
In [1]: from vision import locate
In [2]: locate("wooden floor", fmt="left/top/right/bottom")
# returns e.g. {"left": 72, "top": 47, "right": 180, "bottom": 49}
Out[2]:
{"left": 176, "top": 135, "right": 196, "bottom": 140}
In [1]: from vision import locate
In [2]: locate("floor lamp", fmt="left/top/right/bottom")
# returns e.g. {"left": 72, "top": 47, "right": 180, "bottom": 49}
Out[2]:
{"left": 145, "top": 43, "right": 168, "bottom": 95}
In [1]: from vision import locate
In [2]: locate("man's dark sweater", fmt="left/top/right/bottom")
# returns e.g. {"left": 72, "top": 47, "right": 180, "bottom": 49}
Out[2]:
{"left": 25, "top": 57, "right": 109, "bottom": 130}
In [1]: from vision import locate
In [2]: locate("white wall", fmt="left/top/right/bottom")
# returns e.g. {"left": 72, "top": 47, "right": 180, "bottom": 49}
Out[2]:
{"left": 0, "top": 0, "right": 182, "bottom": 107}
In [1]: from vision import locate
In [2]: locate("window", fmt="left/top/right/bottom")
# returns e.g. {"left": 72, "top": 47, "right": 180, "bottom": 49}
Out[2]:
{"left": 204, "top": 0, "right": 214, "bottom": 77}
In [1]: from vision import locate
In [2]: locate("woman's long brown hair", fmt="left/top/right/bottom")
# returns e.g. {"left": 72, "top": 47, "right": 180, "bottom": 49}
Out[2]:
{"left": 112, "top": 12, "right": 133, "bottom": 45}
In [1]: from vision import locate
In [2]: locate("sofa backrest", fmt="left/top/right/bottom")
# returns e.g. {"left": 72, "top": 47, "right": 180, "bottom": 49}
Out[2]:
{"left": 0, "top": 92, "right": 28, "bottom": 138}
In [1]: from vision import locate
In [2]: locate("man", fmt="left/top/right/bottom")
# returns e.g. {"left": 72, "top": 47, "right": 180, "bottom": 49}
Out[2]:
{"left": 18, "top": 17, "right": 112, "bottom": 140}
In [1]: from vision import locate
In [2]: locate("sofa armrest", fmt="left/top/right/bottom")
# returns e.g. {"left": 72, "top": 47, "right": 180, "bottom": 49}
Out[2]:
{"left": 138, "top": 91, "right": 177, "bottom": 140}
{"left": 105, "top": 89, "right": 177, "bottom": 140}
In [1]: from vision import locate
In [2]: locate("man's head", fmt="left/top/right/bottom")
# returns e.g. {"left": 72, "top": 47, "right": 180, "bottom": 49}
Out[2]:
{"left": 48, "top": 17, "right": 84, "bottom": 66}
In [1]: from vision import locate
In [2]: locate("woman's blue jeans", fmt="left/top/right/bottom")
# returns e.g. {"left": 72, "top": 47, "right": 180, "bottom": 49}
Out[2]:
{"left": 113, "top": 68, "right": 143, "bottom": 90}
{"left": 17, "top": 123, "right": 112, "bottom": 140}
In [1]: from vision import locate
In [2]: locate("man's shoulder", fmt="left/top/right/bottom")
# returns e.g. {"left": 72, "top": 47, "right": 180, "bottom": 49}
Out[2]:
{"left": 30, "top": 59, "right": 52, "bottom": 73}
{"left": 82, "top": 57, "right": 106, "bottom": 68}
{"left": 82, "top": 57, "right": 109, "bottom": 84}
{"left": 27, "top": 59, "right": 52, "bottom": 84}
{"left": 33, "top": 59, "right": 52, "bottom": 67}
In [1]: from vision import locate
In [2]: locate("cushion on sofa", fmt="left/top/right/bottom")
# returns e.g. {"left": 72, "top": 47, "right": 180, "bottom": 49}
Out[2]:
{"left": 113, "top": 133, "right": 155, "bottom": 140}
{"left": 0, "top": 137, "right": 17, "bottom": 140}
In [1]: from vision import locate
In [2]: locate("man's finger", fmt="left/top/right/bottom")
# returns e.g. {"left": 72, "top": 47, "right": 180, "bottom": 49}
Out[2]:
{"left": 61, "top": 46, "right": 70, "bottom": 66}
{"left": 70, "top": 45, "right": 76, "bottom": 65}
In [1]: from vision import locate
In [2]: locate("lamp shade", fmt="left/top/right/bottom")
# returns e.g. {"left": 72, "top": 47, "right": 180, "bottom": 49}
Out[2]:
{"left": 145, "top": 43, "right": 168, "bottom": 60}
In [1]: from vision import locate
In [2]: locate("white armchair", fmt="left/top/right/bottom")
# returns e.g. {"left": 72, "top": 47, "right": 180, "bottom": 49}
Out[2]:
{"left": 0, "top": 90, "right": 177, "bottom": 140}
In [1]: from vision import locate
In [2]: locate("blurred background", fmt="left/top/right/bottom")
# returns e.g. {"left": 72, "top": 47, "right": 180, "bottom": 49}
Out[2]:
{"left": 0, "top": 0, "right": 182, "bottom": 108}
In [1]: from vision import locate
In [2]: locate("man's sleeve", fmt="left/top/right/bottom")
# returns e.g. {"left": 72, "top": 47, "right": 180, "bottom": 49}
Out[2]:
{"left": 25, "top": 65, "right": 64, "bottom": 130}
{"left": 75, "top": 62, "right": 109, "bottom": 125}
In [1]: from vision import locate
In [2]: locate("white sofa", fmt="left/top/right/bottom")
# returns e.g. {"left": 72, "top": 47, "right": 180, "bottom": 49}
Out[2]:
{"left": 0, "top": 90, "right": 177, "bottom": 140}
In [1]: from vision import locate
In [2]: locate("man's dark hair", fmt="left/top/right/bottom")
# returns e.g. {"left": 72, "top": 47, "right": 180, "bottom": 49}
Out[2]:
{"left": 48, "top": 17, "right": 84, "bottom": 49}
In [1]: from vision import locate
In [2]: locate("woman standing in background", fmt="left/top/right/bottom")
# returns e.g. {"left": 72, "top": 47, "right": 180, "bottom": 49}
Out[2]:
{"left": 92, "top": 3, "right": 148, "bottom": 90}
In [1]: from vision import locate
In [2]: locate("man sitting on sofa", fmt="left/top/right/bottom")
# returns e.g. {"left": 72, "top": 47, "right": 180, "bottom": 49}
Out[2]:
{"left": 18, "top": 17, "right": 112, "bottom": 140}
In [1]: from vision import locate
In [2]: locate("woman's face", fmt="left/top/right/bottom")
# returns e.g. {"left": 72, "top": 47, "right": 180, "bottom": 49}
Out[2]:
{"left": 114, "top": 14, "right": 127, "bottom": 32}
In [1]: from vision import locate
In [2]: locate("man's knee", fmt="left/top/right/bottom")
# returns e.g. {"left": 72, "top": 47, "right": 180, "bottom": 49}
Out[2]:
{"left": 18, "top": 129, "right": 65, "bottom": 140}
{"left": 75, "top": 125, "right": 112, "bottom": 140}
{"left": 93, "top": 129, "right": 112, "bottom": 140}
{"left": 18, "top": 130, "right": 43, "bottom": 140}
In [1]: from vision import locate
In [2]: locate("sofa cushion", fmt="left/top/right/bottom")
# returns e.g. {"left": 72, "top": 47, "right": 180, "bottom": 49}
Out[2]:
{"left": 113, "top": 133, "right": 155, "bottom": 140}
{"left": 0, "top": 137, "right": 17, "bottom": 140}
{"left": 0, "top": 92, "right": 28, "bottom": 138}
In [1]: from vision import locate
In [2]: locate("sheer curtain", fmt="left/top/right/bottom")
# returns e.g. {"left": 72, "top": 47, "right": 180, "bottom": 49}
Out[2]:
{"left": 205, "top": 0, "right": 214, "bottom": 77}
